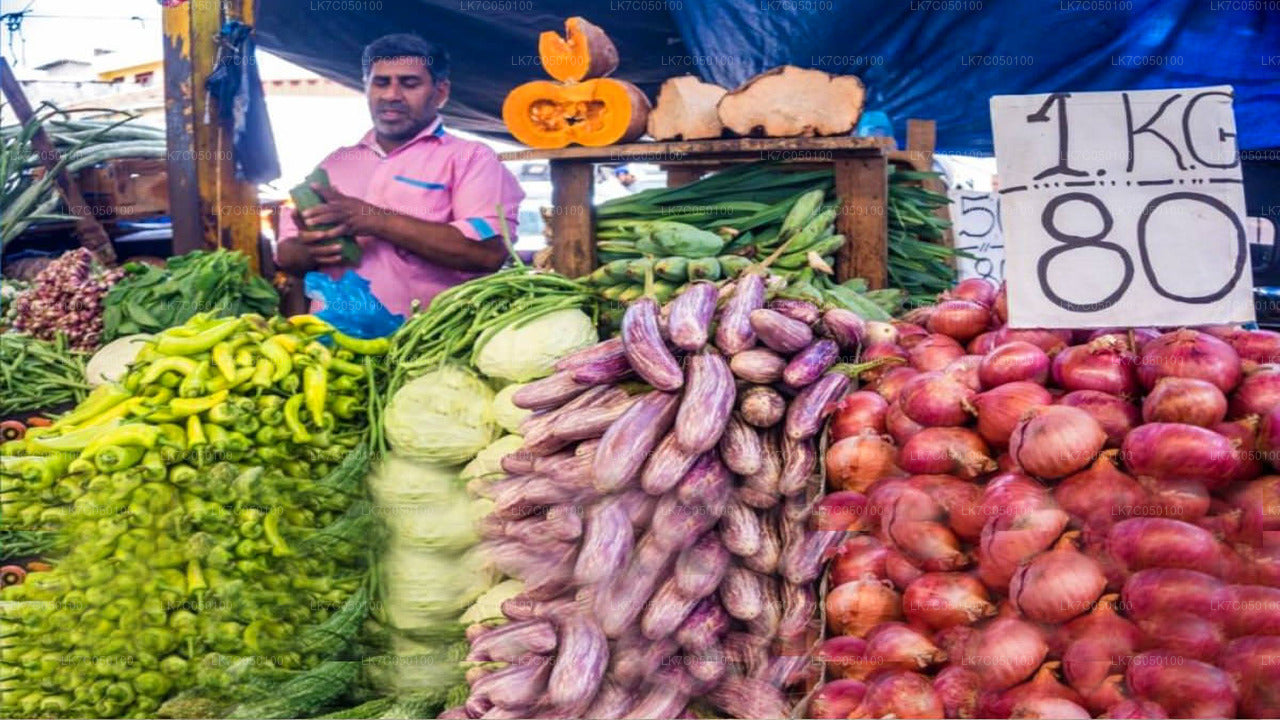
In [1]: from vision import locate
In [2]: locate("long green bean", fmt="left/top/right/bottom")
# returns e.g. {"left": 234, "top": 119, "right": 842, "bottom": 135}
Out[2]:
{"left": 0, "top": 333, "right": 90, "bottom": 416}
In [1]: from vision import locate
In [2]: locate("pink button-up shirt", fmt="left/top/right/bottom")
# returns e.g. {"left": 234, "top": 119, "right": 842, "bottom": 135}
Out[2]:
{"left": 279, "top": 119, "right": 524, "bottom": 317}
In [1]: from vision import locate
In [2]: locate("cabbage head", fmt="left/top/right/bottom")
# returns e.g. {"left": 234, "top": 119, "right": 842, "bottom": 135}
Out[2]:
{"left": 492, "top": 383, "right": 532, "bottom": 433}
{"left": 381, "top": 543, "right": 496, "bottom": 630}
{"left": 369, "top": 453, "right": 460, "bottom": 507}
{"left": 460, "top": 434, "right": 525, "bottom": 483}
{"left": 459, "top": 579, "right": 525, "bottom": 625}
{"left": 473, "top": 308, "right": 597, "bottom": 382}
{"left": 385, "top": 365, "right": 497, "bottom": 464}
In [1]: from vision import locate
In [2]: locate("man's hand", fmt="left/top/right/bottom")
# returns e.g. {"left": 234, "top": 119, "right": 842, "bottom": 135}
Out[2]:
{"left": 276, "top": 210, "right": 349, "bottom": 273}
{"left": 300, "top": 184, "right": 384, "bottom": 237}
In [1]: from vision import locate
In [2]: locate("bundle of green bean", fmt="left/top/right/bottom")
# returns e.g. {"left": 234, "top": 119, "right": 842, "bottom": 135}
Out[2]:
{"left": 888, "top": 170, "right": 962, "bottom": 305}
{"left": 385, "top": 267, "right": 598, "bottom": 398}
{"left": 0, "top": 334, "right": 91, "bottom": 416}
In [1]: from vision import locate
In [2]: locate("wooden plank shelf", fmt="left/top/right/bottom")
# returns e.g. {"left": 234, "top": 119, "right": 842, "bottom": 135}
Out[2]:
{"left": 500, "top": 121, "right": 943, "bottom": 288}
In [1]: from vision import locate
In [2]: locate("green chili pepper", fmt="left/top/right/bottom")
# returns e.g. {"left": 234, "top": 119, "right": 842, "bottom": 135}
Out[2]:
{"left": 303, "top": 364, "right": 327, "bottom": 425}
{"left": 168, "top": 463, "right": 197, "bottom": 487}
{"left": 233, "top": 414, "right": 260, "bottom": 435}
{"left": 326, "top": 356, "right": 366, "bottom": 377}
{"left": 177, "top": 359, "right": 211, "bottom": 398}
{"left": 154, "top": 317, "right": 241, "bottom": 356}
{"left": 186, "top": 414, "right": 207, "bottom": 448}
{"left": 283, "top": 394, "right": 310, "bottom": 443}
{"left": 168, "top": 390, "right": 229, "bottom": 418}
{"left": 278, "top": 373, "right": 301, "bottom": 394}
{"left": 139, "top": 451, "right": 166, "bottom": 482}
{"left": 251, "top": 358, "right": 274, "bottom": 388}
{"left": 205, "top": 365, "right": 255, "bottom": 393}
{"left": 27, "top": 420, "right": 121, "bottom": 452}
{"left": 262, "top": 506, "right": 291, "bottom": 557}
{"left": 331, "top": 331, "right": 389, "bottom": 355}
{"left": 260, "top": 337, "right": 294, "bottom": 382}
{"left": 54, "top": 385, "right": 132, "bottom": 428}
{"left": 211, "top": 341, "right": 239, "bottom": 382}
{"left": 141, "top": 385, "right": 174, "bottom": 404}
{"left": 235, "top": 347, "right": 256, "bottom": 367}
{"left": 93, "top": 444, "right": 144, "bottom": 473}
{"left": 81, "top": 424, "right": 161, "bottom": 456}
{"left": 138, "top": 356, "right": 200, "bottom": 386}
{"left": 329, "top": 395, "right": 362, "bottom": 419}
{"left": 54, "top": 477, "right": 85, "bottom": 504}
{"left": 330, "top": 375, "right": 357, "bottom": 393}
{"left": 205, "top": 401, "right": 240, "bottom": 426}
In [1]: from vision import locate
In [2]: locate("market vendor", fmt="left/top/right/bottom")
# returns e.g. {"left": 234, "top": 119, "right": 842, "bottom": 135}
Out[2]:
{"left": 276, "top": 34, "right": 524, "bottom": 316}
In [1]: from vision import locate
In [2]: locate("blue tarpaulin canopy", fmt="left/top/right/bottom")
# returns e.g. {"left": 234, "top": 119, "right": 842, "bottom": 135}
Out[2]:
{"left": 255, "top": 0, "right": 1280, "bottom": 153}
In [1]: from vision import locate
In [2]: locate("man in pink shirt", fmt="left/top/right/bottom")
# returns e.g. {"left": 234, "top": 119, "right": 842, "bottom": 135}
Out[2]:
{"left": 276, "top": 34, "right": 524, "bottom": 316}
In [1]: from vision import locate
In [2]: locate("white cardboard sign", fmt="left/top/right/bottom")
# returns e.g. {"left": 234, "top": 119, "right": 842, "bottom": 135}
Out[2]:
{"left": 990, "top": 86, "right": 1255, "bottom": 328}
{"left": 948, "top": 190, "right": 1005, "bottom": 284}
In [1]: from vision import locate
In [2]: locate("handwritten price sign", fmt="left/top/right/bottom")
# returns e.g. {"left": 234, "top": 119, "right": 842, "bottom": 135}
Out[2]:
{"left": 948, "top": 190, "right": 1005, "bottom": 283}
{"left": 991, "top": 86, "right": 1255, "bottom": 328}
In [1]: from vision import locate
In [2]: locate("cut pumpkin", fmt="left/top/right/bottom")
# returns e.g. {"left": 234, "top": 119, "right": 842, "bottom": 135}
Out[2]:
{"left": 717, "top": 65, "right": 866, "bottom": 138}
{"left": 647, "top": 75, "right": 728, "bottom": 141}
{"left": 538, "top": 17, "right": 619, "bottom": 83}
{"left": 503, "top": 78, "right": 651, "bottom": 149}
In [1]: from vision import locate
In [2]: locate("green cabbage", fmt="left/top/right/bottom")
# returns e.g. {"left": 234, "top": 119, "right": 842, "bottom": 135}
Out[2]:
{"left": 459, "top": 579, "right": 525, "bottom": 626}
{"left": 473, "top": 308, "right": 597, "bottom": 382}
{"left": 460, "top": 434, "right": 525, "bottom": 483}
{"left": 384, "top": 366, "right": 498, "bottom": 464}
{"left": 381, "top": 543, "right": 496, "bottom": 631}
{"left": 369, "top": 454, "right": 460, "bottom": 507}
{"left": 492, "top": 383, "right": 532, "bottom": 433}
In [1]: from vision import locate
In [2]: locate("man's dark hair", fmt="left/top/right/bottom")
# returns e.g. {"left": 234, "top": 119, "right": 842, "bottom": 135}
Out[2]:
{"left": 361, "top": 34, "right": 450, "bottom": 83}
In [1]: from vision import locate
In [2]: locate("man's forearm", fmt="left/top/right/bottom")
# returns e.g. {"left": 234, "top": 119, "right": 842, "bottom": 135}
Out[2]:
{"left": 369, "top": 210, "right": 507, "bottom": 272}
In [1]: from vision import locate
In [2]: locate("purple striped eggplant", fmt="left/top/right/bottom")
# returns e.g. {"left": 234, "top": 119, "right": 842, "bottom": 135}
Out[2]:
{"left": 481, "top": 539, "right": 571, "bottom": 577}
{"left": 622, "top": 297, "right": 684, "bottom": 391}
{"left": 573, "top": 498, "right": 634, "bottom": 586}
{"left": 782, "top": 488, "right": 812, "bottom": 524}
{"left": 512, "top": 371, "right": 591, "bottom": 410}
{"left": 740, "top": 429, "right": 781, "bottom": 508}
{"left": 503, "top": 506, "right": 583, "bottom": 544}
{"left": 500, "top": 450, "right": 537, "bottom": 474}
{"left": 779, "top": 435, "right": 817, "bottom": 497}
{"left": 722, "top": 632, "right": 770, "bottom": 676}
{"left": 674, "top": 532, "right": 730, "bottom": 599}
{"left": 501, "top": 594, "right": 576, "bottom": 622}
{"left": 784, "top": 371, "right": 852, "bottom": 441}
{"left": 750, "top": 308, "right": 814, "bottom": 353}
{"left": 465, "top": 694, "right": 493, "bottom": 718}
{"left": 718, "top": 415, "right": 764, "bottom": 475}
{"left": 617, "top": 488, "right": 656, "bottom": 528}
{"left": 742, "top": 510, "right": 781, "bottom": 574}
{"left": 623, "top": 666, "right": 690, "bottom": 720}
{"left": 707, "top": 675, "right": 790, "bottom": 720}
{"left": 674, "top": 453, "right": 730, "bottom": 507}
{"left": 685, "top": 649, "right": 727, "bottom": 694}
{"left": 547, "top": 614, "right": 607, "bottom": 708}
{"left": 593, "top": 390, "right": 680, "bottom": 493}
{"left": 596, "top": 534, "right": 677, "bottom": 638}
{"left": 550, "top": 394, "right": 639, "bottom": 443}
{"left": 520, "top": 386, "right": 622, "bottom": 455}
{"left": 641, "top": 576, "right": 702, "bottom": 640}
{"left": 721, "top": 565, "right": 764, "bottom": 621}
{"left": 640, "top": 432, "right": 702, "bottom": 496}
{"left": 467, "top": 620, "right": 558, "bottom": 662}
{"left": 757, "top": 653, "right": 812, "bottom": 690}
{"left": 674, "top": 348, "right": 735, "bottom": 454}
{"left": 769, "top": 298, "right": 821, "bottom": 326}
{"left": 783, "top": 338, "right": 840, "bottom": 388}
{"left": 612, "top": 633, "right": 679, "bottom": 688}
{"left": 822, "top": 307, "right": 866, "bottom": 349}
{"left": 569, "top": 346, "right": 633, "bottom": 385}
{"left": 714, "top": 272, "right": 766, "bottom": 355}
{"left": 651, "top": 480, "right": 730, "bottom": 552}
{"left": 555, "top": 337, "right": 624, "bottom": 371}
{"left": 667, "top": 281, "right": 718, "bottom": 351}
{"left": 494, "top": 477, "right": 582, "bottom": 517}
{"left": 780, "top": 528, "right": 846, "bottom": 585}
{"left": 473, "top": 656, "right": 552, "bottom": 709}
{"left": 583, "top": 680, "right": 637, "bottom": 719}
{"left": 729, "top": 348, "right": 787, "bottom": 384}
{"left": 738, "top": 385, "right": 786, "bottom": 428}
{"left": 746, "top": 573, "right": 782, "bottom": 638}
{"left": 523, "top": 546, "right": 579, "bottom": 600}
{"left": 719, "top": 497, "right": 763, "bottom": 557}
{"left": 676, "top": 598, "right": 730, "bottom": 652}
{"left": 778, "top": 582, "right": 818, "bottom": 638}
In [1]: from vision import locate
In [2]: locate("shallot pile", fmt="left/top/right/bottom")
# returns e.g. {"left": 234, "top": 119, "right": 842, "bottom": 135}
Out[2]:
{"left": 7, "top": 248, "right": 123, "bottom": 350}
{"left": 811, "top": 278, "right": 1280, "bottom": 720}
{"left": 449, "top": 276, "right": 869, "bottom": 719}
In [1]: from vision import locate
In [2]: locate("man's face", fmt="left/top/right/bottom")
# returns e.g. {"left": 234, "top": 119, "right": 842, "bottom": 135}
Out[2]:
{"left": 365, "top": 57, "right": 449, "bottom": 143}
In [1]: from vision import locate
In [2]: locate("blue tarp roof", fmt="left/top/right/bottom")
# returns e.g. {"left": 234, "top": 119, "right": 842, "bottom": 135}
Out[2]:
{"left": 255, "top": 0, "right": 1280, "bottom": 153}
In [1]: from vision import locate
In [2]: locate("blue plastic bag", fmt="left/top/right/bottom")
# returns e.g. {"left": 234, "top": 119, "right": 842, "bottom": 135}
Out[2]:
{"left": 304, "top": 271, "right": 403, "bottom": 339}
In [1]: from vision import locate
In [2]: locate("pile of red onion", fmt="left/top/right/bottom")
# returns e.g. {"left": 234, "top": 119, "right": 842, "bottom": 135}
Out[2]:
{"left": 7, "top": 249, "right": 123, "bottom": 350}
{"left": 811, "top": 278, "right": 1280, "bottom": 719}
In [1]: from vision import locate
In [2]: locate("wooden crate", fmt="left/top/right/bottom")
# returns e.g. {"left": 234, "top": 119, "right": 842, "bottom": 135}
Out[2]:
{"left": 77, "top": 157, "right": 169, "bottom": 219}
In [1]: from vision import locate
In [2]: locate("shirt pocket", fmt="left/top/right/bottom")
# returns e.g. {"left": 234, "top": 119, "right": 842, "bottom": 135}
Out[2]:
{"left": 385, "top": 173, "right": 453, "bottom": 222}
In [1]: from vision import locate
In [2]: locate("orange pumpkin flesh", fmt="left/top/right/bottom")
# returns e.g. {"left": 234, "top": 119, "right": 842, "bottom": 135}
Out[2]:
{"left": 538, "top": 17, "right": 619, "bottom": 83}
{"left": 503, "top": 78, "right": 650, "bottom": 149}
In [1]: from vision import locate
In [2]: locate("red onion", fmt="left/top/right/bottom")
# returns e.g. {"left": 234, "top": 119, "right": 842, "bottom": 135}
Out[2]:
{"left": 1052, "top": 336, "right": 1139, "bottom": 396}
{"left": 934, "top": 665, "right": 980, "bottom": 719}
{"left": 927, "top": 300, "right": 991, "bottom": 343}
{"left": 1222, "top": 584, "right": 1280, "bottom": 637}
{"left": 884, "top": 547, "right": 926, "bottom": 590}
{"left": 1059, "top": 594, "right": 1144, "bottom": 653}
{"left": 1125, "top": 651, "right": 1238, "bottom": 718}
{"left": 1218, "top": 636, "right": 1280, "bottom": 718}
{"left": 899, "top": 371, "right": 975, "bottom": 427}
{"left": 829, "top": 391, "right": 890, "bottom": 441}
{"left": 1087, "top": 327, "right": 1162, "bottom": 349}
{"left": 1212, "top": 417, "right": 1265, "bottom": 484}
{"left": 1106, "top": 699, "right": 1170, "bottom": 718}
{"left": 814, "top": 491, "right": 873, "bottom": 532}
{"left": 901, "top": 306, "right": 934, "bottom": 327}
{"left": 1078, "top": 675, "right": 1132, "bottom": 715}
{"left": 962, "top": 616, "right": 1050, "bottom": 691}
{"left": 1107, "top": 518, "right": 1236, "bottom": 579}
{"left": 908, "top": 334, "right": 966, "bottom": 372}
{"left": 1228, "top": 364, "right": 1280, "bottom": 418}
{"left": 946, "top": 277, "right": 999, "bottom": 307}
{"left": 1199, "top": 324, "right": 1242, "bottom": 340}
{"left": 979, "top": 472, "right": 1056, "bottom": 520}
{"left": 830, "top": 535, "right": 890, "bottom": 585}
{"left": 980, "top": 341, "right": 1051, "bottom": 388}
{"left": 1055, "top": 452, "right": 1148, "bottom": 528}
{"left": 825, "top": 433, "right": 902, "bottom": 494}
{"left": 886, "top": 403, "right": 925, "bottom": 446}
{"left": 806, "top": 679, "right": 867, "bottom": 718}
{"left": 1062, "top": 635, "right": 1139, "bottom": 707}
{"left": 1057, "top": 389, "right": 1140, "bottom": 448}
{"left": 944, "top": 354, "right": 984, "bottom": 391}
{"left": 903, "top": 572, "right": 995, "bottom": 630}
{"left": 1141, "top": 377, "right": 1228, "bottom": 426}
{"left": 1120, "top": 568, "right": 1226, "bottom": 621}
{"left": 883, "top": 486, "right": 969, "bottom": 571}
{"left": 969, "top": 331, "right": 999, "bottom": 355}
{"left": 1138, "top": 329, "right": 1243, "bottom": 392}
{"left": 1121, "top": 423, "right": 1240, "bottom": 489}
{"left": 1011, "top": 697, "right": 1091, "bottom": 719}
{"left": 993, "top": 284, "right": 1009, "bottom": 324}
{"left": 899, "top": 427, "right": 996, "bottom": 480}
{"left": 817, "top": 636, "right": 872, "bottom": 680}
{"left": 1227, "top": 327, "right": 1280, "bottom": 364}
{"left": 1136, "top": 476, "right": 1211, "bottom": 522}
{"left": 1009, "top": 534, "right": 1106, "bottom": 623}
{"left": 1225, "top": 474, "right": 1280, "bottom": 538}
{"left": 1236, "top": 544, "right": 1280, "bottom": 586}
{"left": 872, "top": 366, "right": 919, "bottom": 404}
{"left": 862, "top": 621, "right": 947, "bottom": 674}
{"left": 898, "top": 329, "right": 931, "bottom": 352}
{"left": 859, "top": 343, "right": 909, "bottom": 382}
{"left": 978, "top": 508, "right": 1070, "bottom": 590}
{"left": 984, "top": 662, "right": 1087, "bottom": 718}
{"left": 908, "top": 474, "right": 985, "bottom": 541}
{"left": 849, "top": 671, "right": 944, "bottom": 720}
{"left": 825, "top": 577, "right": 901, "bottom": 637}
{"left": 970, "top": 382, "right": 1053, "bottom": 448}
{"left": 992, "top": 327, "right": 1072, "bottom": 354}
{"left": 1260, "top": 404, "right": 1280, "bottom": 470}
{"left": 1135, "top": 611, "right": 1226, "bottom": 661}
{"left": 1009, "top": 405, "right": 1106, "bottom": 480}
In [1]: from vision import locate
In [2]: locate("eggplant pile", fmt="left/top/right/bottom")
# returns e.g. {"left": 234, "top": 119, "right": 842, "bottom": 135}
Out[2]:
{"left": 450, "top": 274, "right": 870, "bottom": 719}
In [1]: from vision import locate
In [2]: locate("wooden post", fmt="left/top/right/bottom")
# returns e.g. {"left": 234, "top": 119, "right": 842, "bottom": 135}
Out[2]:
{"left": 833, "top": 156, "right": 889, "bottom": 289}
{"left": 665, "top": 166, "right": 704, "bottom": 188}
{"left": 904, "top": 119, "right": 954, "bottom": 250}
{"left": 162, "top": 0, "right": 260, "bottom": 270}
{"left": 549, "top": 160, "right": 596, "bottom": 278}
